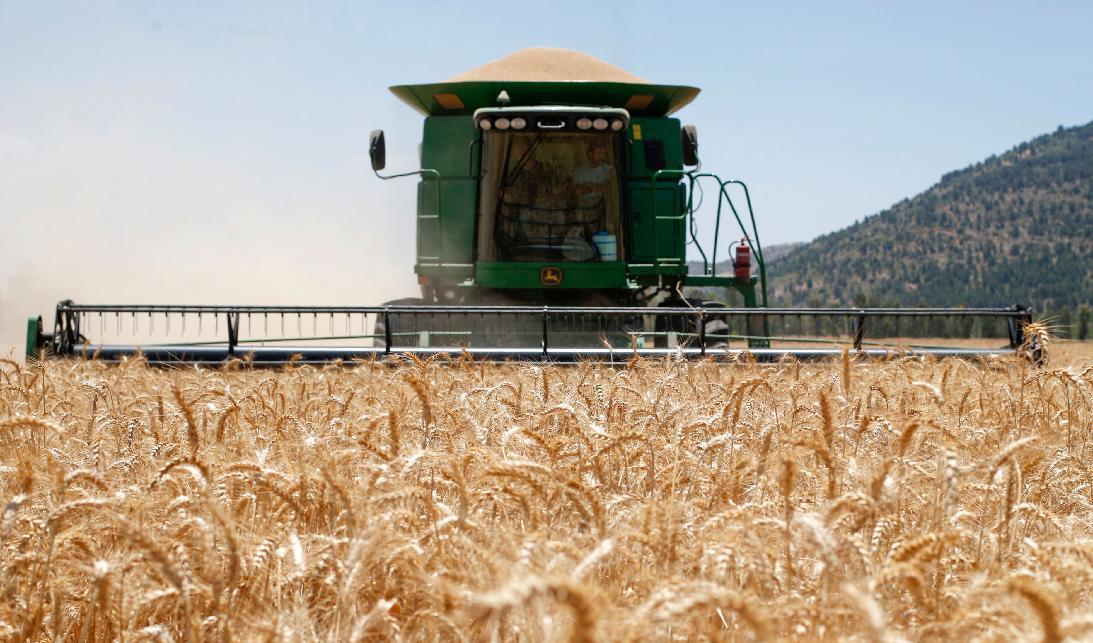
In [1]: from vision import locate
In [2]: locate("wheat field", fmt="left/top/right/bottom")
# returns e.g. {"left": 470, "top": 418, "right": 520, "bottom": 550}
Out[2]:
{"left": 1, "top": 346, "right": 1091, "bottom": 641}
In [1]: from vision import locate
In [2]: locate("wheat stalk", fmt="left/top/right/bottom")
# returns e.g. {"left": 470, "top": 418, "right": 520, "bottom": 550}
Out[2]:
{"left": 0, "top": 349, "right": 1088, "bottom": 640}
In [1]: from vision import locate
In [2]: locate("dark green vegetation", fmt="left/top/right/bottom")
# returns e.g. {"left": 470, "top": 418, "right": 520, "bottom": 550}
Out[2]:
{"left": 768, "top": 120, "right": 1092, "bottom": 338}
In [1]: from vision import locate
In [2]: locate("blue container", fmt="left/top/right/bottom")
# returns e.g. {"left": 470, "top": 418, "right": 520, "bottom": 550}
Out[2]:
{"left": 592, "top": 231, "right": 617, "bottom": 261}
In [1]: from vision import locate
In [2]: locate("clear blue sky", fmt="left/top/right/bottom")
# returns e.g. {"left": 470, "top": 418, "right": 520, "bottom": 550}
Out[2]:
{"left": 1, "top": 1, "right": 1091, "bottom": 342}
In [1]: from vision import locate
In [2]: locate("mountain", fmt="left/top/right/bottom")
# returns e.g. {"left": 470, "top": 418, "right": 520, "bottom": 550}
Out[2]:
{"left": 768, "top": 121, "right": 1092, "bottom": 319}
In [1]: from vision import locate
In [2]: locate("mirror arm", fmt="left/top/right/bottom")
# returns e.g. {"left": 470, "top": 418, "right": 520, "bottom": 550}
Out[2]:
{"left": 373, "top": 168, "right": 439, "bottom": 181}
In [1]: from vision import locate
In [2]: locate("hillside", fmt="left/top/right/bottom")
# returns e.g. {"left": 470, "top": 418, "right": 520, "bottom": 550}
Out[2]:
{"left": 769, "top": 121, "right": 1092, "bottom": 318}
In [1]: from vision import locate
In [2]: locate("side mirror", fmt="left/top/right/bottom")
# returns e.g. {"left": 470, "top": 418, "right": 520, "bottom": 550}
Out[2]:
{"left": 681, "top": 125, "right": 699, "bottom": 166}
{"left": 369, "top": 130, "right": 386, "bottom": 172}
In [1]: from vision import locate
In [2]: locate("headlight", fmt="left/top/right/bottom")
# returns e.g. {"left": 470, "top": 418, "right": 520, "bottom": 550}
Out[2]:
{"left": 592, "top": 118, "right": 608, "bottom": 131}
{"left": 478, "top": 119, "right": 492, "bottom": 131}
{"left": 610, "top": 119, "right": 625, "bottom": 131}
{"left": 510, "top": 117, "right": 527, "bottom": 130}
{"left": 576, "top": 118, "right": 593, "bottom": 130}
{"left": 495, "top": 118, "right": 510, "bottom": 130}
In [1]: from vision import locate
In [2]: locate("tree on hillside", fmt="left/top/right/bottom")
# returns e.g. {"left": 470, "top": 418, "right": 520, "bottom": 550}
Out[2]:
{"left": 768, "top": 120, "right": 1093, "bottom": 310}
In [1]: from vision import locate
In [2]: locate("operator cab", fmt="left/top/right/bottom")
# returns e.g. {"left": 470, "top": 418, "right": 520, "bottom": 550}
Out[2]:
{"left": 473, "top": 108, "right": 628, "bottom": 264}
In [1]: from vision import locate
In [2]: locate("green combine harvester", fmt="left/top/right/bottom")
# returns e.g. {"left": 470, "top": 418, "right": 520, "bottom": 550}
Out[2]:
{"left": 25, "top": 49, "right": 1034, "bottom": 364}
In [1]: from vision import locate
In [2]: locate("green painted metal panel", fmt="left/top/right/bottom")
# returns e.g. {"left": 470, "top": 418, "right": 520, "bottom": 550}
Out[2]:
{"left": 418, "top": 117, "right": 478, "bottom": 268}
{"left": 391, "top": 81, "right": 700, "bottom": 118}
{"left": 628, "top": 118, "right": 683, "bottom": 178}
{"left": 628, "top": 184, "right": 685, "bottom": 264}
{"left": 477, "top": 261, "right": 627, "bottom": 289}
{"left": 625, "top": 117, "right": 686, "bottom": 267}
{"left": 683, "top": 275, "right": 736, "bottom": 287}
{"left": 422, "top": 116, "right": 477, "bottom": 174}
{"left": 628, "top": 264, "right": 687, "bottom": 276}
{"left": 416, "top": 182, "right": 439, "bottom": 261}
{"left": 414, "top": 264, "right": 474, "bottom": 279}
{"left": 26, "top": 316, "right": 41, "bottom": 360}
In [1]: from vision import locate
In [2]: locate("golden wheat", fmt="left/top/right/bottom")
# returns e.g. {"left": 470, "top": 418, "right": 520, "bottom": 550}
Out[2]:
{"left": 0, "top": 348, "right": 1091, "bottom": 641}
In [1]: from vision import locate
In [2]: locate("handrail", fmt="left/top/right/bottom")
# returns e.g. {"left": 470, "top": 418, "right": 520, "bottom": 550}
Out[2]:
{"left": 648, "top": 169, "right": 768, "bottom": 305}
{"left": 681, "top": 173, "right": 727, "bottom": 274}
{"left": 648, "top": 169, "right": 689, "bottom": 270}
{"left": 722, "top": 180, "right": 768, "bottom": 306}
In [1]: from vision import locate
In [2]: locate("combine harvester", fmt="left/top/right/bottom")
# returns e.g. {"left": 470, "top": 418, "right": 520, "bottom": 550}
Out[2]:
{"left": 26, "top": 49, "right": 1034, "bottom": 365}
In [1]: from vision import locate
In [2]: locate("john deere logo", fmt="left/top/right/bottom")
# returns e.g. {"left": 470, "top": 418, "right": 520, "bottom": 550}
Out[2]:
{"left": 540, "top": 266, "right": 563, "bottom": 286}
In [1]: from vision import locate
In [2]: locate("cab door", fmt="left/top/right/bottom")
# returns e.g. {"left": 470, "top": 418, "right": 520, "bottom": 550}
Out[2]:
{"left": 628, "top": 183, "right": 685, "bottom": 263}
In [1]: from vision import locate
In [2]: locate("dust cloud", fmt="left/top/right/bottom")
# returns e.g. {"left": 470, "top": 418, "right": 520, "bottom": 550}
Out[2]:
{"left": 0, "top": 230, "right": 417, "bottom": 353}
{"left": 0, "top": 130, "right": 420, "bottom": 354}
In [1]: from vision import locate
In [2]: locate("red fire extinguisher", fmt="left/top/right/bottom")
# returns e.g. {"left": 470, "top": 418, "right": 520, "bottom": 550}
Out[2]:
{"left": 733, "top": 238, "right": 751, "bottom": 281}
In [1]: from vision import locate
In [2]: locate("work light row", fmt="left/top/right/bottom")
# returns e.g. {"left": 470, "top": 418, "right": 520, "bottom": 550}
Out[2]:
{"left": 477, "top": 116, "right": 627, "bottom": 132}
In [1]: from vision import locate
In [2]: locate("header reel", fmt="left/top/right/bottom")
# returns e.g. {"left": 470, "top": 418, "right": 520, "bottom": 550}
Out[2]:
{"left": 27, "top": 301, "right": 1037, "bottom": 366}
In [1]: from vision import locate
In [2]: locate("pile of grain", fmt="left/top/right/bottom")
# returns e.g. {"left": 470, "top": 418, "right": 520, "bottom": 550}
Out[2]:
{"left": 447, "top": 47, "right": 649, "bottom": 83}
